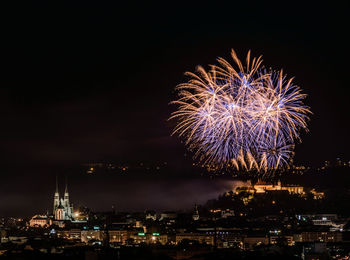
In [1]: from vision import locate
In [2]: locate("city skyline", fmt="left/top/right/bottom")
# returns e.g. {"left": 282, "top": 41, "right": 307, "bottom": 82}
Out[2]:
{"left": 0, "top": 2, "right": 349, "bottom": 216}
{"left": 1, "top": 3, "right": 350, "bottom": 259}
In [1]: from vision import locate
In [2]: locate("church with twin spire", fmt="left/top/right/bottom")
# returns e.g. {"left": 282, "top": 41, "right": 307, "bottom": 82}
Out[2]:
{"left": 53, "top": 178, "right": 73, "bottom": 221}
{"left": 29, "top": 178, "right": 81, "bottom": 227}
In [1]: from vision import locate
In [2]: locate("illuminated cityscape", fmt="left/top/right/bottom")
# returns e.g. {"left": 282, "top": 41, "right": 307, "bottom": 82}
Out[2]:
{"left": 1, "top": 160, "right": 350, "bottom": 259}
{"left": 0, "top": 1, "right": 349, "bottom": 260}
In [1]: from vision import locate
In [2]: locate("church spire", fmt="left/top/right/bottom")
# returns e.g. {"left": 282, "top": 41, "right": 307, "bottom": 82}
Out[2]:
{"left": 53, "top": 176, "right": 60, "bottom": 216}
{"left": 63, "top": 175, "right": 72, "bottom": 220}
{"left": 55, "top": 175, "right": 59, "bottom": 194}
{"left": 64, "top": 175, "right": 68, "bottom": 195}
{"left": 192, "top": 203, "right": 199, "bottom": 221}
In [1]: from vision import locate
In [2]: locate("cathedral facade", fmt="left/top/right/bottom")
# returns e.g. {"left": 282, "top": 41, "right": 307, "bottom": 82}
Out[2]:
{"left": 53, "top": 179, "right": 73, "bottom": 221}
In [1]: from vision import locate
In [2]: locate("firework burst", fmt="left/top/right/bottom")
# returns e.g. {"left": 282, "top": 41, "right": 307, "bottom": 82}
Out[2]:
{"left": 170, "top": 49, "right": 311, "bottom": 173}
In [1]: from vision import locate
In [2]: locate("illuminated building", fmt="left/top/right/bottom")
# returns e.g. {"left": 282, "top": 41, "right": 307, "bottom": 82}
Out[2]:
{"left": 309, "top": 189, "right": 325, "bottom": 199}
{"left": 87, "top": 167, "right": 94, "bottom": 174}
{"left": 131, "top": 232, "right": 147, "bottom": 244}
{"left": 57, "top": 229, "right": 81, "bottom": 240}
{"left": 221, "top": 209, "right": 235, "bottom": 218}
{"left": 135, "top": 221, "right": 143, "bottom": 228}
{"left": 296, "top": 214, "right": 345, "bottom": 231}
{"left": 146, "top": 233, "right": 168, "bottom": 245}
{"left": 0, "top": 229, "right": 6, "bottom": 242}
{"left": 55, "top": 204, "right": 65, "bottom": 221}
{"left": 270, "top": 235, "right": 294, "bottom": 246}
{"left": 159, "top": 212, "right": 177, "bottom": 221}
{"left": 198, "top": 229, "right": 244, "bottom": 248}
{"left": 235, "top": 180, "right": 305, "bottom": 195}
{"left": 81, "top": 229, "right": 104, "bottom": 243}
{"left": 253, "top": 181, "right": 274, "bottom": 193}
{"left": 253, "top": 180, "right": 304, "bottom": 195}
{"left": 53, "top": 178, "right": 73, "bottom": 221}
{"left": 296, "top": 214, "right": 338, "bottom": 222}
{"left": 336, "top": 158, "right": 342, "bottom": 167}
{"left": 301, "top": 232, "right": 342, "bottom": 243}
{"left": 282, "top": 185, "right": 304, "bottom": 194}
{"left": 108, "top": 230, "right": 128, "bottom": 244}
{"left": 28, "top": 215, "right": 52, "bottom": 227}
{"left": 145, "top": 210, "right": 157, "bottom": 221}
{"left": 176, "top": 233, "right": 214, "bottom": 245}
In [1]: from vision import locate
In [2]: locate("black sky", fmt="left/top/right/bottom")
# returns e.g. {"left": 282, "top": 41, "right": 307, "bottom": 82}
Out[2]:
{"left": 0, "top": 2, "right": 349, "bottom": 215}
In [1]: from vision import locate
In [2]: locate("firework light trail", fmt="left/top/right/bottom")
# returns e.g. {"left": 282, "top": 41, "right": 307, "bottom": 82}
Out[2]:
{"left": 170, "top": 50, "right": 311, "bottom": 173}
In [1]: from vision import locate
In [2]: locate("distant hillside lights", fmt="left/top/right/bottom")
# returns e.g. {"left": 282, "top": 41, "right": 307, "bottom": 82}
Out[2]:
{"left": 82, "top": 162, "right": 168, "bottom": 174}
{"left": 317, "top": 158, "right": 350, "bottom": 171}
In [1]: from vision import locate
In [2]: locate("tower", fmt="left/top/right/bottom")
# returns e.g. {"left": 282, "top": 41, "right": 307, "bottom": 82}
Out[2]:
{"left": 62, "top": 178, "right": 73, "bottom": 220}
{"left": 192, "top": 204, "right": 199, "bottom": 221}
{"left": 53, "top": 176, "right": 60, "bottom": 216}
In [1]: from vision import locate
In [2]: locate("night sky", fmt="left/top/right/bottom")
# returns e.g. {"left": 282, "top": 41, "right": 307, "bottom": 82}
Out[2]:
{"left": 1, "top": 2, "right": 349, "bottom": 216}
